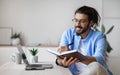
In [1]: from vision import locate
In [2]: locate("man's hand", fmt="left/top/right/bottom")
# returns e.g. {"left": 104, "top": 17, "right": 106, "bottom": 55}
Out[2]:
{"left": 57, "top": 56, "right": 79, "bottom": 67}
{"left": 58, "top": 46, "right": 69, "bottom": 53}
{"left": 57, "top": 46, "right": 79, "bottom": 67}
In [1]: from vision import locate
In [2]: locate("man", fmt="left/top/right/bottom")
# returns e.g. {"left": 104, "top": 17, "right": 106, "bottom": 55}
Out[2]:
{"left": 56, "top": 6, "right": 113, "bottom": 75}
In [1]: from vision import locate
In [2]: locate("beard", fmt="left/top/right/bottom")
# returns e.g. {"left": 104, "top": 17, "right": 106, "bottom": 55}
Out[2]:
{"left": 75, "top": 25, "right": 90, "bottom": 36}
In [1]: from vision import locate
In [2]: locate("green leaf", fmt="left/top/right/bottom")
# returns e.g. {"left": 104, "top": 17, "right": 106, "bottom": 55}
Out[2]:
{"left": 101, "top": 24, "right": 105, "bottom": 34}
{"left": 106, "top": 25, "right": 114, "bottom": 34}
{"left": 29, "top": 48, "right": 38, "bottom": 56}
{"left": 22, "top": 53, "right": 26, "bottom": 59}
{"left": 11, "top": 33, "right": 21, "bottom": 39}
{"left": 106, "top": 41, "right": 113, "bottom": 53}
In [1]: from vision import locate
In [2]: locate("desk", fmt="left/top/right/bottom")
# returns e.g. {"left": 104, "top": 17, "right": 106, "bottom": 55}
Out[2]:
{"left": 0, "top": 62, "right": 72, "bottom": 75}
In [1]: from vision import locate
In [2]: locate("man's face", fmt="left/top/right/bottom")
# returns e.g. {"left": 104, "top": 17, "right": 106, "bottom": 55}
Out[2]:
{"left": 73, "top": 13, "right": 91, "bottom": 35}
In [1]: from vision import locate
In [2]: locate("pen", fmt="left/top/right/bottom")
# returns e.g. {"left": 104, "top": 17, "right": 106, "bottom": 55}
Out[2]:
{"left": 57, "top": 42, "right": 74, "bottom": 53}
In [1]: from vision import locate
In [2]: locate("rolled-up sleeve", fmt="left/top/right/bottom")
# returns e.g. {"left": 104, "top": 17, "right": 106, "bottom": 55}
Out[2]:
{"left": 60, "top": 30, "right": 68, "bottom": 46}
{"left": 59, "top": 28, "right": 74, "bottom": 46}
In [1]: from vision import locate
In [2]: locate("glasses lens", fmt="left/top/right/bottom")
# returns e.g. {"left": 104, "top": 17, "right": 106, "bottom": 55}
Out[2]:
{"left": 72, "top": 18, "right": 88, "bottom": 23}
{"left": 72, "top": 18, "right": 77, "bottom": 22}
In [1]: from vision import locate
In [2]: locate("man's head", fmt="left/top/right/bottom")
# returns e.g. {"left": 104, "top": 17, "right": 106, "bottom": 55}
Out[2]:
{"left": 73, "top": 6, "right": 100, "bottom": 36}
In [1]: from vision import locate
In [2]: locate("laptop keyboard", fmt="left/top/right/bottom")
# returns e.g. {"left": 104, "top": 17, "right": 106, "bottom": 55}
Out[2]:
{"left": 29, "top": 64, "right": 42, "bottom": 67}
{"left": 25, "top": 64, "right": 53, "bottom": 70}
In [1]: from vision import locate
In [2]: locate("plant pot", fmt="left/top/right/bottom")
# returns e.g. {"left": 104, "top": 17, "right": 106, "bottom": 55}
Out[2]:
{"left": 30, "top": 56, "right": 38, "bottom": 63}
{"left": 11, "top": 38, "right": 20, "bottom": 46}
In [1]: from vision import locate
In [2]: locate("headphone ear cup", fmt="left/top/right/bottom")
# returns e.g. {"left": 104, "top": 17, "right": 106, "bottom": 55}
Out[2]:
{"left": 89, "top": 21, "right": 96, "bottom": 30}
{"left": 91, "top": 24, "right": 97, "bottom": 31}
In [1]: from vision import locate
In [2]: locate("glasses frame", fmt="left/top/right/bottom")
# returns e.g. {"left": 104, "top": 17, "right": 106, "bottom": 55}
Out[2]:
{"left": 72, "top": 18, "right": 89, "bottom": 24}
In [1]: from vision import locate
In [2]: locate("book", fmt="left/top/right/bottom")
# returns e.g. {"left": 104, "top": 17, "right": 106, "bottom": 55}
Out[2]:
{"left": 47, "top": 49, "right": 87, "bottom": 61}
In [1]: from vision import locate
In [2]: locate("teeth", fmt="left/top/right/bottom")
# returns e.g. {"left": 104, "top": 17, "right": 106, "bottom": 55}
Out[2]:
{"left": 76, "top": 28, "right": 81, "bottom": 30}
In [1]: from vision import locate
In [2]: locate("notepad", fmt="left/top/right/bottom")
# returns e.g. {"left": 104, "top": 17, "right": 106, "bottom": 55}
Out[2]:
{"left": 47, "top": 49, "right": 87, "bottom": 61}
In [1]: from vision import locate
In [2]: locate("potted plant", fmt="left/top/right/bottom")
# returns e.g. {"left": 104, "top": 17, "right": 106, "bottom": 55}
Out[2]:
{"left": 29, "top": 48, "right": 39, "bottom": 63}
{"left": 11, "top": 33, "right": 21, "bottom": 45}
{"left": 96, "top": 24, "right": 114, "bottom": 57}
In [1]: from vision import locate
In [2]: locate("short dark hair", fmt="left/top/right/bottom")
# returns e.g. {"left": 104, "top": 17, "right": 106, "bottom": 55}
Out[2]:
{"left": 75, "top": 6, "right": 101, "bottom": 27}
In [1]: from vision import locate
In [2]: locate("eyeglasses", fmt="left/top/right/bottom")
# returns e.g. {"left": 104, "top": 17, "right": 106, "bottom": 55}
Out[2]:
{"left": 72, "top": 18, "right": 89, "bottom": 24}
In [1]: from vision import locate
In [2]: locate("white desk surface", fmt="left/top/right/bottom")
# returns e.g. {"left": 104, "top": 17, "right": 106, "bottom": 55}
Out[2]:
{"left": 0, "top": 62, "right": 72, "bottom": 75}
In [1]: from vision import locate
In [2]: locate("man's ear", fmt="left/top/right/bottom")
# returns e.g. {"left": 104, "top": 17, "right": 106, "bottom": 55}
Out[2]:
{"left": 89, "top": 21, "right": 94, "bottom": 27}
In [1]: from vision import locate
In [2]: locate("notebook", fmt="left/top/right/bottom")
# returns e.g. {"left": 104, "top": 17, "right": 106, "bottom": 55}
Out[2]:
{"left": 17, "top": 45, "right": 53, "bottom": 70}
{"left": 47, "top": 49, "right": 87, "bottom": 61}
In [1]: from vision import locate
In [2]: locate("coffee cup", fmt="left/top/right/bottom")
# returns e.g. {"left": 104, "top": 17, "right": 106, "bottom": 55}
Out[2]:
{"left": 11, "top": 52, "right": 22, "bottom": 64}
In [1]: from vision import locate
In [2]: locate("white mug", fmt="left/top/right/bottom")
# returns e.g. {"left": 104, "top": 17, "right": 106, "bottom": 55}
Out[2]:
{"left": 11, "top": 52, "right": 22, "bottom": 64}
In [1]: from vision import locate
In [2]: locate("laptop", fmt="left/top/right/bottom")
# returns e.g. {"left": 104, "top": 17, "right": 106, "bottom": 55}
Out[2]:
{"left": 17, "top": 45, "right": 53, "bottom": 70}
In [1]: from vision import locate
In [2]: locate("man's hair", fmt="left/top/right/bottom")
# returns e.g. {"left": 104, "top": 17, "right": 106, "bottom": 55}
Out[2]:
{"left": 75, "top": 6, "right": 101, "bottom": 27}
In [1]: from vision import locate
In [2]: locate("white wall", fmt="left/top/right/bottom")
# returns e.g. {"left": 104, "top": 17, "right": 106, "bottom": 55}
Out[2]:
{"left": 0, "top": 0, "right": 102, "bottom": 46}
{"left": 0, "top": 27, "right": 12, "bottom": 45}
{"left": 103, "top": 0, "right": 120, "bottom": 75}
{"left": 103, "top": 0, "right": 120, "bottom": 56}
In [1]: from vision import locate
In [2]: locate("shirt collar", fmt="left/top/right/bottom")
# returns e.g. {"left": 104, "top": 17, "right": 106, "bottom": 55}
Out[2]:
{"left": 73, "top": 28, "right": 93, "bottom": 41}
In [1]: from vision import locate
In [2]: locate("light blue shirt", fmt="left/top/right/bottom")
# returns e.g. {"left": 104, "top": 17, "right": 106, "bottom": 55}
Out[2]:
{"left": 59, "top": 27, "right": 113, "bottom": 75}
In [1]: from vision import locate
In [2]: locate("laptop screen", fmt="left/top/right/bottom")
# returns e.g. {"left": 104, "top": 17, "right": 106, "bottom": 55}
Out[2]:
{"left": 17, "top": 45, "right": 29, "bottom": 65}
